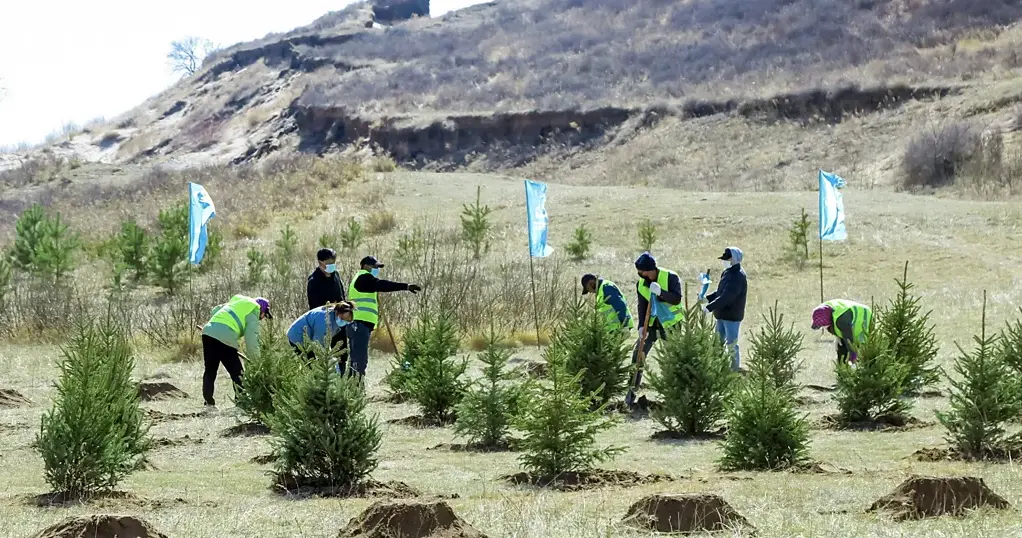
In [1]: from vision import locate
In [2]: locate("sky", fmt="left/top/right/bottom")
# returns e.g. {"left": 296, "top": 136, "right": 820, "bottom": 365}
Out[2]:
{"left": 0, "top": 0, "right": 484, "bottom": 148}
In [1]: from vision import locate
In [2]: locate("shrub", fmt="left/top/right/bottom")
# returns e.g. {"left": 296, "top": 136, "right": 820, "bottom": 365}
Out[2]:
{"left": 394, "top": 226, "right": 426, "bottom": 265}
{"left": 406, "top": 314, "right": 467, "bottom": 424}
{"left": 372, "top": 154, "right": 397, "bottom": 172}
{"left": 269, "top": 355, "right": 381, "bottom": 488}
{"left": 938, "top": 293, "right": 1022, "bottom": 459}
{"left": 746, "top": 302, "right": 804, "bottom": 392}
{"left": 339, "top": 218, "right": 365, "bottom": 252}
{"left": 10, "top": 204, "right": 80, "bottom": 281}
{"left": 834, "top": 330, "right": 911, "bottom": 424}
{"left": 460, "top": 185, "right": 492, "bottom": 260}
{"left": 718, "top": 369, "right": 811, "bottom": 471}
{"left": 454, "top": 330, "right": 526, "bottom": 447}
{"left": 113, "top": 219, "right": 150, "bottom": 283}
{"left": 648, "top": 305, "right": 738, "bottom": 435}
{"left": 245, "top": 249, "right": 268, "bottom": 288}
{"left": 565, "top": 224, "right": 592, "bottom": 261}
{"left": 234, "top": 331, "right": 304, "bottom": 425}
{"left": 638, "top": 219, "right": 657, "bottom": 252}
{"left": 366, "top": 210, "right": 398, "bottom": 236}
{"left": 10, "top": 203, "right": 48, "bottom": 270}
{"left": 902, "top": 121, "right": 979, "bottom": 189}
{"left": 37, "top": 315, "right": 151, "bottom": 498}
{"left": 788, "top": 208, "right": 811, "bottom": 270}
{"left": 875, "top": 262, "right": 940, "bottom": 394}
{"left": 150, "top": 205, "right": 191, "bottom": 295}
{"left": 552, "top": 298, "right": 631, "bottom": 406}
{"left": 514, "top": 348, "right": 624, "bottom": 476}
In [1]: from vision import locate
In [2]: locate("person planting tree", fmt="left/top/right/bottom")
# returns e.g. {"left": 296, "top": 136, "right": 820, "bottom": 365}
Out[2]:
{"left": 200, "top": 295, "right": 272, "bottom": 407}
{"left": 811, "top": 299, "right": 873, "bottom": 364}
{"left": 286, "top": 301, "right": 355, "bottom": 366}
{"left": 580, "top": 273, "right": 633, "bottom": 330}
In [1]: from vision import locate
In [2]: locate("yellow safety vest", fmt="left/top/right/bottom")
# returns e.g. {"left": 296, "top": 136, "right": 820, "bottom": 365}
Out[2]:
{"left": 347, "top": 270, "right": 379, "bottom": 325}
{"left": 825, "top": 299, "right": 872, "bottom": 349}
{"left": 209, "top": 295, "right": 260, "bottom": 337}
{"left": 637, "top": 269, "right": 685, "bottom": 328}
{"left": 595, "top": 279, "right": 633, "bottom": 329}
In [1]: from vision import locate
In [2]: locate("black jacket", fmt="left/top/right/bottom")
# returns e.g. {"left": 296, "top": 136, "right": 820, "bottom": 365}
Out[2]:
{"left": 705, "top": 264, "right": 747, "bottom": 322}
{"left": 307, "top": 269, "right": 345, "bottom": 310}
{"left": 635, "top": 270, "right": 683, "bottom": 329}
{"left": 350, "top": 272, "right": 412, "bottom": 331}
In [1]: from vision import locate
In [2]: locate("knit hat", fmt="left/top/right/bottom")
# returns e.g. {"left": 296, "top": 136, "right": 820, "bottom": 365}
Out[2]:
{"left": 811, "top": 304, "right": 832, "bottom": 329}
{"left": 634, "top": 251, "right": 657, "bottom": 271}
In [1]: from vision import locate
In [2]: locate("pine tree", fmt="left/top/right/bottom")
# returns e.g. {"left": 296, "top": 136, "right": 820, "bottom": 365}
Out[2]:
{"left": 339, "top": 218, "right": 364, "bottom": 253}
{"left": 746, "top": 302, "right": 804, "bottom": 392}
{"left": 834, "top": 330, "right": 911, "bottom": 424}
{"left": 245, "top": 249, "right": 268, "bottom": 288}
{"left": 460, "top": 185, "right": 492, "bottom": 260}
{"left": 638, "top": 219, "right": 657, "bottom": 252}
{"left": 648, "top": 305, "right": 738, "bottom": 436}
{"left": 788, "top": 208, "right": 811, "bottom": 270}
{"left": 10, "top": 203, "right": 47, "bottom": 271}
{"left": 515, "top": 348, "right": 625, "bottom": 476}
{"left": 234, "top": 329, "right": 304, "bottom": 426}
{"left": 149, "top": 205, "right": 190, "bottom": 295}
{"left": 454, "top": 330, "right": 526, "bottom": 447}
{"left": 718, "top": 368, "right": 811, "bottom": 471}
{"left": 1000, "top": 309, "right": 1022, "bottom": 375}
{"left": 37, "top": 315, "right": 151, "bottom": 498}
{"left": 876, "top": 262, "right": 940, "bottom": 394}
{"left": 33, "top": 212, "right": 79, "bottom": 281}
{"left": 269, "top": 354, "right": 381, "bottom": 489}
{"left": 552, "top": 298, "right": 630, "bottom": 406}
{"left": 565, "top": 224, "right": 592, "bottom": 261}
{"left": 406, "top": 314, "right": 467, "bottom": 424}
{"left": 938, "top": 292, "right": 1022, "bottom": 459}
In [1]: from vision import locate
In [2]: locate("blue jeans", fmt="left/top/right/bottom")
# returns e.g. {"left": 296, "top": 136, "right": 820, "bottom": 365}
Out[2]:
{"left": 344, "top": 322, "right": 371, "bottom": 377}
{"left": 715, "top": 319, "right": 741, "bottom": 371}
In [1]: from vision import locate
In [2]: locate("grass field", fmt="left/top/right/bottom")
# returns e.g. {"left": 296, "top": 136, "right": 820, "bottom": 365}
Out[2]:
{"left": 3, "top": 171, "right": 1022, "bottom": 537}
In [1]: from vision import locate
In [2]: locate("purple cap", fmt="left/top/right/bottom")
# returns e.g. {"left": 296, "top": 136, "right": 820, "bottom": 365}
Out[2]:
{"left": 255, "top": 297, "right": 272, "bottom": 319}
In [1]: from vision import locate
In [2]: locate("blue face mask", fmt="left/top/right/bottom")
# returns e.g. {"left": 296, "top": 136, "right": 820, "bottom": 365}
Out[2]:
{"left": 370, "top": 268, "right": 380, "bottom": 277}
{"left": 325, "top": 263, "right": 336, "bottom": 273}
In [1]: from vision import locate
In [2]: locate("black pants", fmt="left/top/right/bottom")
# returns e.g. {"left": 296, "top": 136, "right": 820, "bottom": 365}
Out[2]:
{"left": 202, "top": 335, "right": 244, "bottom": 406}
{"left": 291, "top": 333, "right": 349, "bottom": 370}
{"left": 630, "top": 323, "right": 666, "bottom": 387}
{"left": 836, "top": 339, "right": 850, "bottom": 364}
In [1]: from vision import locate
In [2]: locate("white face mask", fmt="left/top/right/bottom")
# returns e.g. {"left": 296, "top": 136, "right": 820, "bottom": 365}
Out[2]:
{"left": 370, "top": 268, "right": 380, "bottom": 277}
{"left": 325, "top": 263, "right": 336, "bottom": 273}
{"left": 721, "top": 260, "right": 731, "bottom": 269}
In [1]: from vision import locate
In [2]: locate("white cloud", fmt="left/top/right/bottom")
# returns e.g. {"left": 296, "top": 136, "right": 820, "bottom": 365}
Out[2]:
{"left": 0, "top": 0, "right": 488, "bottom": 147}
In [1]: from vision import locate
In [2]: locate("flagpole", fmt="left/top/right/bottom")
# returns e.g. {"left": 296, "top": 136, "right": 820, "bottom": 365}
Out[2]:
{"left": 818, "top": 234, "right": 824, "bottom": 303}
{"left": 524, "top": 181, "right": 542, "bottom": 349}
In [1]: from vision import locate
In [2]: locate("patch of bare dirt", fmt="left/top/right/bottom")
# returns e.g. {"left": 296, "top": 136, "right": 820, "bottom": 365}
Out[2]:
{"left": 29, "top": 491, "right": 216, "bottom": 509}
{"left": 153, "top": 435, "right": 204, "bottom": 448}
{"left": 0, "top": 388, "right": 31, "bottom": 408}
{"left": 912, "top": 446, "right": 1022, "bottom": 463}
{"left": 221, "top": 422, "right": 271, "bottom": 437}
{"left": 143, "top": 371, "right": 172, "bottom": 380}
{"left": 340, "top": 499, "right": 488, "bottom": 538}
{"left": 906, "top": 389, "right": 944, "bottom": 398}
{"left": 29, "top": 515, "right": 168, "bottom": 538}
{"left": 138, "top": 381, "right": 188, "bottom": 401}
{"left": 650, "top": 428, "right": 727, "bottom": 442}
{"left": 427, "top": 439, "right": 519, "bottom": 453}
{"left": 386, "top": 415, "right": 455, "bottom": 428}
{"left": 868, "top": 476, "right": 1010, "bottom": 521}
{"left": 805, "top": 384, "right": 837, "bottom": 392}
{"left": 370, "top": 393, "right": 408, "bottom": 404}
{"left": 818, "top": 414, "right": 933, "bottom": 432}
{"left": 501, "top": 470, "right": 676, "bottom": 491}
{"left": 508, "top": 358, "right": 548, "bottom": 379}
{"left": 621, "top": 493, "right": 752, "bottom": 534}
{"left": 271, "top": 475, "right": 429, "bottom": 499}
{"left": 145, "top": 409, "right": 204, "bottom": 424}
{"left": 251, "top": 453, "right": 276, "bottom": 465}
{"left": 791, "top": 461, "right": 853, "bottom": 475}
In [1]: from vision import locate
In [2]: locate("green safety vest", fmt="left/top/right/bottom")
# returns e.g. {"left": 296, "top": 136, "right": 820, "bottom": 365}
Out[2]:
{"left": 209, "top": 295, "right": 260, "bottom": 337}
{"left": 595, "top": 279, "right": 633, "bottom": 329}
{"left": 347, "top": 270, "right": 379, "bottom": 325}
{"left": 637, "top": 269, "right": 685, "bottom": 329}
{"left": 825, "top": 299, "right": 872, "bottom": 348}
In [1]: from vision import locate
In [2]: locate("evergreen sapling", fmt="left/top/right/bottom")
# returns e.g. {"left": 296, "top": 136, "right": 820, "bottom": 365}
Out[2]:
{"left": 454, "top": 331, "right": 526, "bottom": 448}
{"left": 834, "top": 329, "right": 912, "bottom": 425}
{"left": 405, "top": 314, "right": 467, "bottom": 424}
{"left": 460, "top": 185, "right": 493, "bottom": 260}
{"left": 553, "top": 298, "right": 631, "bottom": 406}
{"left": 746, "top": 301, "right": 804, "bottom": 392}
{"left": 234, "top": 329, "right": 304, "bottom": 426}
{"left": 876, "top": 262, "right": 940, "bottom": 394}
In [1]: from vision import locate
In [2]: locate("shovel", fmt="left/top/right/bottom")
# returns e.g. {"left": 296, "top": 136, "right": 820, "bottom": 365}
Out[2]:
{"left": 624, "top": 298, "right": 654, "bottom": 407}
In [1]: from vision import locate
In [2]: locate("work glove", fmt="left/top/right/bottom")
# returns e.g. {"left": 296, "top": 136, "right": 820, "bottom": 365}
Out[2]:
{"left": 849, "top": 352, "right": 858, "bottom": 363}
{"left": 408, "top": 284, "right": 422, "bottom": 293}
{"left": 649, "top": 282, "right": 662, "bottom": 296}
{"left": 702, "top": 305, "right": 710, "bottom": 314}
{"left": 637, "top": 327, "right": 646, "bottom": 340}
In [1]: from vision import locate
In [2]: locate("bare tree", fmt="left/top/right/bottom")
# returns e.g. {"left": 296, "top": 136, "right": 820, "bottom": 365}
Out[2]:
{"left": 167, "top": 37, "right": 218, "bottom": 76}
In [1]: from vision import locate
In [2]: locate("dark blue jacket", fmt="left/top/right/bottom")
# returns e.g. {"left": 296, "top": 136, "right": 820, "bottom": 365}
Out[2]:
{"left": 706, "top": 264, "right": 747, "bottom": 322}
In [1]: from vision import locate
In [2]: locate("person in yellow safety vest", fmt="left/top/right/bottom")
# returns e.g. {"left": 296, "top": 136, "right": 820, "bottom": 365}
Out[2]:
{"left": 581, "top": 273, "right": 633, "bottom": 330}
{"left": 200, "top": 295, "right": 272, "bottom": 407}
{"left": 633, "top": 251, "right": 685, "bottom": 365}
{"left": 346, "top": 256, "right": 422, "bottom": 381}
{"left": 811, "top": 299, "right": 873, "bottom": 364}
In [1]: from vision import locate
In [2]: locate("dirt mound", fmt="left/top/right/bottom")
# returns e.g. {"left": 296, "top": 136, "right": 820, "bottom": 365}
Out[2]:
{"left": 622, "top": 494, "right": 750, "bottom": 534}
{"left": 912, "top": 446, "right": 1021, "bottom": 463}
{"left": 427, "top": 440, "right": 518, "bottom": 453}
{"left": 30, "top": 515, "right": 168, "bottom": 538}
{"left": 869, "top": 476, "right": 1010, "bottom": 521}
{"left": 386, "top": 415, "right": 455, "bottom": 428}
{"left": 138, "top": 382, "right": 188, "bottom": 401}
{"left": 250, "top": 453, "right": 276, "bottom": 465}
{"left": 819, "top": 414, "right": 932, "bottom": 432}
{"left": 153, "top": 435, "right": 204, "bottom": 448}
{"left": 221, "top": 422, "right": 271, "bottom": 437}
{"left": 502, "top": 470, "right": 675, "bottom": 492}
{"left": 0, "top": 388, "right": 31, "bottom": 408}
{"left": 272, "top": 475, "right": 424, "bottom": 499}
{"left": 650, "top": 429, "right": 726, "bottom": 442}
{"left": 791, "top": 461, "right": 852, "bottom": 475}
{"left": 146, "top": 409, "right": 204, "bottom": 424}
{"left": 340, "top": 499, "right": 487, "bottom": 538}
{"left": 804, "top": 384, "right": 837, "bottom": 392}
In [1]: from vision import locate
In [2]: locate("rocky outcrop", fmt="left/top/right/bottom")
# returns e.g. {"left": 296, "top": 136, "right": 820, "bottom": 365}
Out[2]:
{"left": 199, "top": 33, "right": 363, "bottom": 82}
{"left": 372, "top": 0, "right": 429, "bottom": 23}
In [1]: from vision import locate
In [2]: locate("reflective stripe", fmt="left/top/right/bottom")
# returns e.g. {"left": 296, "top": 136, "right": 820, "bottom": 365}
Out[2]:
{"left": 209, "top": 295, "right": 257, "bottom": 336}
{"left": 228, "top": 310, "right": 244, "bottom": 333}
{"left": 595, "top": 279, "right": 632, "bottom": 329}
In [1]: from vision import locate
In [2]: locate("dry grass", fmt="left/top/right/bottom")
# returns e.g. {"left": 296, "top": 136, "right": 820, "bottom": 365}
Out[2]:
{"left": 5, "top": 170, "right": 1022, "bottom": 537}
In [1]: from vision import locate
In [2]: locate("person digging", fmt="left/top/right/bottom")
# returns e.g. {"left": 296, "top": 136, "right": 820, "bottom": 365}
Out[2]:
{"left": 200, "top": 295, "right": 272, "bottom": 408}
{"left": 626, "top": 251, "right": 685, "bottom": 406}
{"left": 286, "top": 300, "right": 355, "bottom": 369}
{"left": 811, "top": 299, "right": 873, "bottom": 364}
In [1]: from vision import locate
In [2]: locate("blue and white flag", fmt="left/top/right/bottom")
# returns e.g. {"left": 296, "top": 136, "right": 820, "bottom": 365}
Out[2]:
{"left": 819, "top": 169, "right": 847, "bottom": 242}
{"left": 524, "top": 179, "right": 554, "bottom": 257}
{"left": 188, "top": 182, "right": 216, "bottom": 265}
{"left": 649, "top": 293, "right": 675, "bottom": 324}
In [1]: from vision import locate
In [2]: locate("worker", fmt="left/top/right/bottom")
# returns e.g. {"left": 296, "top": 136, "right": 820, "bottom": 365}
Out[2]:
{"left": 811, "top": 299, "right": 873, "bottom": 364}
{"left": 633, "top": 251, "right": 685, "bottom": 360}
{"left": 702, "top": 247, "right": 747, "bottom": 371}
{"left": 581, "top": 273, "right": 633, "bottom": 330}
{"left": 201, "top": 295, "right": 272, "bottom": 407}
{"left": 307, "top": 248, "right": 345, "bottom": 310}
{"left": 287, "top": 301, "right": 355, "bottom": 365}
{"left": 346, "top": 256, "right": 422, "bottom": 381}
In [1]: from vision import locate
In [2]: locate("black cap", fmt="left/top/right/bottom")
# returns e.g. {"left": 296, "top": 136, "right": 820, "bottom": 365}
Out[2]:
{"left": 719, "top": 248, "right": 732, "bottom": 261}
{"left": 635, "top": 251, "right": 657, "bottom": 271}
{"left": 359, "top": 255, "right": 385, "bottom": 268}
{"left": 317, "top": 248, "right": 337, "bottom": 262}
{"left": 580, "top": 274, "right": 597, "bottom": 294}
